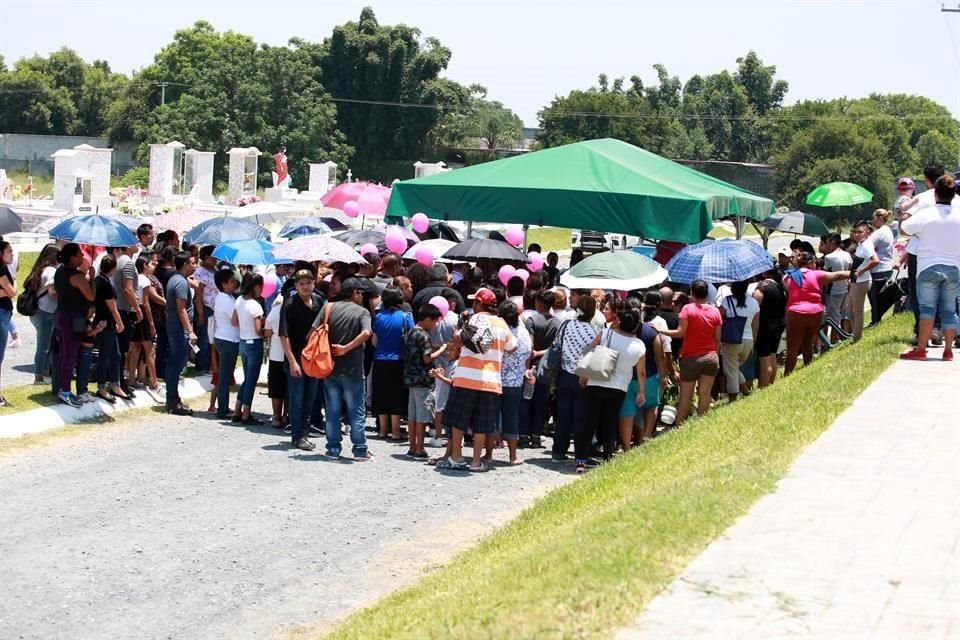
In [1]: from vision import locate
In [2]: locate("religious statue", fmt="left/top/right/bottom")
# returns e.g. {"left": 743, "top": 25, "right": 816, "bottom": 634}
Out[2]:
{"left": 275, "top": 145, "right": 289, "bottom": 188}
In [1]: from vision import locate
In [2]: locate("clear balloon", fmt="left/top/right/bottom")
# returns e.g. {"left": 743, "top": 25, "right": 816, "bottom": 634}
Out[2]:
{"left": 343, "top": 200, "right": 361, "bottom": 218}
{"left": 505, "top": 225, "right": 524, "bottom": 246}
{"left": 428, "top": 295, "right": 450, "bottom": 317}
{"left": 411, "top": 212, "right": 430, "bottom": 234}
{"left": 498, "top": 264, "right": 517, "bottom": 286}
{"left": 515, "top": 268, "right": 530, "bottom": 283}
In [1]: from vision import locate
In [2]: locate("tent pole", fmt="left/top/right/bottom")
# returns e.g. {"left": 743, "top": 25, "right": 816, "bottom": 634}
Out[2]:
{"left": 735, "top": 216, "right": 745, "bottom": 239}
{"left": 466, "top": 221, "right": 473, "bottom": 239}
{"left": 523, "top": 224, "right": 529, "bottom": 252}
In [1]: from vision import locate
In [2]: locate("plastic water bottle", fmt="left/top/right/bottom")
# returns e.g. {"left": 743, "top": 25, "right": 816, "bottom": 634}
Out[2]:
{"left": 522, "top": 371, "right": 535, "bottom": 400}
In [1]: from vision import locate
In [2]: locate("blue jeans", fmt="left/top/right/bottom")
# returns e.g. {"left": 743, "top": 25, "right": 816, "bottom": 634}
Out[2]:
{"left": 155, "top": 324, "right": 169, "bottom": 386}
{"left": 237, "top": 339, "right": 264, "bottom": 408}
{"left": 286, "top": 362, "right": 319, "bottom": 442}
{"left": 76, "top": 343, "right": 93, "bottom": 395}
{"left": 165, "top": 325, "right": 190, "bottom": 408}
{"left": 194, "top": 305, "right": 213, "bottom": 372}
{"left": 214, "top": 338, "right": 240, "bottom": 416}
{"left": 553, "top": 370, "right": 588, "bottom": 458}
{"left": 917, "top": 265, "right": 960, "bottom": 331}
{"left": 30, "top": 309, "right": 55, "bottom": 378}
{"left": 96, "top": 329, "right": 122, "bottom": 388}
{"left": 323, "top": 374, "right": 367, "bottom": 457}
{"left": 0, "top": 308, "right": 10, "bottom": 370}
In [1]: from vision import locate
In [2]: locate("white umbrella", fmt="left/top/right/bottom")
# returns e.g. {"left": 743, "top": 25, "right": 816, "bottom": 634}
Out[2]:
{"left": 403, "top": 239, "right": 457, "bottom": 263}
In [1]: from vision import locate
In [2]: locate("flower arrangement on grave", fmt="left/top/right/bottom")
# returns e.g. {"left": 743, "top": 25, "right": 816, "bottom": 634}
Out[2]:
{"left": 237, "top": 195, "right": 260, "bottom": 207}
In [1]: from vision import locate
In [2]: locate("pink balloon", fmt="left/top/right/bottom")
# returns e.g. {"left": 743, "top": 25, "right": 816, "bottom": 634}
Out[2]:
{"left": 415, "top": 244, "right": 435, "bottom": 267}
{"left": 505, "top": 225, "right": 524, "bottom": 246}
{"left": 428, "top": 295, "right": 450, "bottom": 317}
{"left": 498, "top": 264, "right": 517, "bottom": 286}
{"left": 515, "top": 268, "right": 529, "bottom": 283}
{"left": 411, "top": 212, "right": 430, "bottom": 234}
{"left": 384, "top": 227, "right": 407, "bottom": 254}
{"left": 359, "top": 243, "right": 379, "bottom": 257}
{"left": 343, "top": 200, "right": 361, "bottom": 218}
{"left": 527, "top": 251, "right": 544, "bottom": 272}
{"left": 261, "top": 275, "right": 278, "bottom": 299}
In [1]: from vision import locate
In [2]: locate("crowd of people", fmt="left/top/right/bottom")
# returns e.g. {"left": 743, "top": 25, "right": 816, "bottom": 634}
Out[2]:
{"left": 1, "top": 166, "right": 957, "bottom": 472}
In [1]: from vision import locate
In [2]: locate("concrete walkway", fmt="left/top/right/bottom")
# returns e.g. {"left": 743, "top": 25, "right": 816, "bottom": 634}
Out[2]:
{"left": 618, "top": 347, "right": 959, "bottom": 640}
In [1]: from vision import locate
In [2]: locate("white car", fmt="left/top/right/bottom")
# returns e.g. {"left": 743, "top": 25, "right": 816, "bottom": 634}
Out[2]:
{"left": 571, "top": 229, "right": 640, "bottom": 253}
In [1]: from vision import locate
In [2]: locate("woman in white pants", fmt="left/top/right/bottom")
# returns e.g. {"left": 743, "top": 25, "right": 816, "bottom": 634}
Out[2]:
{"left": 718, "top": 280, "right": 760, "bottom": 402}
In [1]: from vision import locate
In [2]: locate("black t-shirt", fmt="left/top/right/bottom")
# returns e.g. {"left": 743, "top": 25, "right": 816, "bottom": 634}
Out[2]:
{"left": 525, "top": 312, "right": 560, "bottom": 353}
{"left": 278, "top": 292, "right": 324, "bottom": 365}
{"left": 156, "top": 265, "right": 177, "bottom": 291}
{"left": 658, "top": 307, "right": 680, "bottom": 357}
{"left": 0, "top": 264, "right": 12, "bottom": 312}
{"left": 758, "top": 279, "right": 787, "bottom": 330}
{"left": 54, "top": 266, "right": 89, "bottom": 314}
{"left": 94, "top": 275, "right": 117, "bottom": 329}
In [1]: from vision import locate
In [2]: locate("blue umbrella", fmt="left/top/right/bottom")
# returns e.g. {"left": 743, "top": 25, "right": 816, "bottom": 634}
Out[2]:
{"left": 48, "top": 214, "right": 137, "bottom": 246}
{"left": 279, "top": 217, "right": 334, "bottom": 238}
{"left": 184, "top": 216, "right": 269, "bottom": 246}
{"left": 211, "top": 239, "right": 288, "bottom": 266}
{"left": 665, "top": 239, "right": 773, "bottom": 284}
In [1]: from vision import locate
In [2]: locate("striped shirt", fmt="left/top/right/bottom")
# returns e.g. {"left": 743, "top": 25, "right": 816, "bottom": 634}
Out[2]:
{"left": 452, "top": 314, "right": 517, "bottom": 394}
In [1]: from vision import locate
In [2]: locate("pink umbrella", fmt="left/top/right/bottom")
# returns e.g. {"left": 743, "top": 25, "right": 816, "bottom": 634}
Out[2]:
{"left": 154, "top": 208, "right": 211, "bottom": 235}
{"left": 273, "top": 234, "right": 367, "bottom": 265}
{"left": 321, "top": 182, "right": 392, "bottom": 215}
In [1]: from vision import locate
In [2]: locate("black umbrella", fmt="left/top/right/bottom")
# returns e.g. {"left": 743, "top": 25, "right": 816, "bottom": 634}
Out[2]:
{"left": 441, "top": 237, "right": 526, "bottom": 262}
{"left": 335, "top": 228, "right": 386, "bottom": 250}
{"left": 759, "top": 211, "right": 829, "bottom": 236}
{"left": 0, "top": 206, "right": 24, "bottom": 235}
{"left": 417, "top": 221, "right": 462, "bottom": 243}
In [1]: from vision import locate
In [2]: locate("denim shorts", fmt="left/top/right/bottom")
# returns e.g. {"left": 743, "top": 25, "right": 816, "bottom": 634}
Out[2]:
{"left": 917, "top": 264, "right": 960, "bottom": 329}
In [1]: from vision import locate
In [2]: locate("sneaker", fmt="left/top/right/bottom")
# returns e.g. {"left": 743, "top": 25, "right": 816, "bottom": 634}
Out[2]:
{"left": 943, "top": 349, "right": 954, "bottom": 362}
{"left": 427, "top": 437, "right": 445, "bottom": 448}
{"left": 551, "top": 454, "right": 570, "bottom": 463}
{"left": 293, "top": 438, "right": 316, "bottom": 451}
{"left": 168, "top": 404, "right": 193, "bottom": 416}
{"left": 583, "top": 458, "right": 601, "bottom": 468}
{"left": 58, "top": 392, "right": 82, "bottom": 408}
{"left": 899, "top": 348, "right": 927, "bottom": 361}
{"left": 325, "top": 450, "right": 341, "bottom": 460}
{"left": 133, "top": 381, "right": 147, "bottom": 390}
{"left": 77, "top": 393, "right": 97, "bottom": 404}
{"left": 575, "top": 462, "right": 587, "bottom": 474}
{"left": 283, "top": 425, "right": 292, "bottom": 435}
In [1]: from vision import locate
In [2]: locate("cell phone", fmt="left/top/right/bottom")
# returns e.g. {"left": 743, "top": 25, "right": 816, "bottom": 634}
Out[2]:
{"left": 190, "top": 343, "right": 200, "bottom": 354}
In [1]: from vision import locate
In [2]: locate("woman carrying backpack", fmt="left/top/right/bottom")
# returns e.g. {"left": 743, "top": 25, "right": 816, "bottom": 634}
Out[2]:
{"left": 22, "top": 244, "right": 60, "bottom": 384}
{"left": 718, "top": 280, "right": 760, "bottom": 402}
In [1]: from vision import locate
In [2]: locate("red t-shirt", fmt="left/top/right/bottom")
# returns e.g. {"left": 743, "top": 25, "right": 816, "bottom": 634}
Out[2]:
{"left": 679, "top": 302, "right": 722, "bottom": 358}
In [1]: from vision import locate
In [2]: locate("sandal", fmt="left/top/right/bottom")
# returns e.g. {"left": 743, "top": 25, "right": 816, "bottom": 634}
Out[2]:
{"left": 468, "top": 462, "right": 491, "bottom": 473}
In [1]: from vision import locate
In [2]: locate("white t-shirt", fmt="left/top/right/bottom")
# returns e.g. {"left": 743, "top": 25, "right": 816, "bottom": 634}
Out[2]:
{"left": 137, "top": 274, "right": 151, "bottom": 306}
{"left": 38, "top": 265, "right": 58, "bottom": 314}
{"left": 869, "top": 225, "right": 895, "bottom": 274}
{"left": 901, "top": 203, "right": 960, "bottom": 275}
{"left": 213, "top": 292, "right": 240, "bottom": 342}
{"left": 647, "top": 314, "right": 672, "bottom": 354}
{"left": 235, "top": 297, "right": 264, "bottom": 341}
{"left": 265, "top": 304, "right": 284, "bottom": 362}
{"left": 587, "top": 329, "right": 645, "bottom": 393}
{"left": 718, "top": 294, "right": 760, "bottom": 341}
{"left": 854, "top": 238, "right": 877, "bottom": 284}
{"left": 904, "top": 190, "right": 959, "bottom": 254}
{"left": 823, "top": 249, "right": 852, "bottom": 295}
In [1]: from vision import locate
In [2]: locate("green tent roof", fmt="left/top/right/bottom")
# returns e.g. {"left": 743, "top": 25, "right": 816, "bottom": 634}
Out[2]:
{"left": 387, "top": 138, "right": 775, "bottom": 244}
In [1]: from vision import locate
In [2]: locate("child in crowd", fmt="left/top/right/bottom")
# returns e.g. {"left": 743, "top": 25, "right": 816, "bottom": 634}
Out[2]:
{"left": 427, "top": 337, "right": 461, "bottom": 465}
{"left": 76, "top": 305, "right": 107, "bottom": 404}
{"left": 403, "top": 303, "right": 447, "bottom": 459}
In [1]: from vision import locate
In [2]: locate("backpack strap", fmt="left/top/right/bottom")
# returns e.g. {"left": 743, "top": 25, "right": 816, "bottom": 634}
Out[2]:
{"left": 323, "top": 302, "right": 333, "bottom": 325}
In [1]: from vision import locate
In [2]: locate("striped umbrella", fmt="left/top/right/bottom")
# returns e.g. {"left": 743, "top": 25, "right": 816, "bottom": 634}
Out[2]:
{"left": 665, "top": 239, "right": 773, "bottom": 284}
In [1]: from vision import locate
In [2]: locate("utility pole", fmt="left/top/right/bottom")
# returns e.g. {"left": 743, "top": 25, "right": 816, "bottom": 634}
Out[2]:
{"left": 158, "top": 82, "right": 168, "bottom": 105}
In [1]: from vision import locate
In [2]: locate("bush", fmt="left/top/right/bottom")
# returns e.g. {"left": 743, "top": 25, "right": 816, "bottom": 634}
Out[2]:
{"left": 120, "top": 166, "right": 150, "bottom": 188}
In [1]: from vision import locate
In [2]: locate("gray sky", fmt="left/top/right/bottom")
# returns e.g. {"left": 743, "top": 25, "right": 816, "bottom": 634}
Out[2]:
{"left": 3, "top": 0, "right": 959, "bottom": 127}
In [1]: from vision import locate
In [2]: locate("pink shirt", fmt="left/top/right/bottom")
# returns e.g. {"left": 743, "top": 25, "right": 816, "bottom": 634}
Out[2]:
{"left": 784, "top": 269, "right": 827, "bottom": 315}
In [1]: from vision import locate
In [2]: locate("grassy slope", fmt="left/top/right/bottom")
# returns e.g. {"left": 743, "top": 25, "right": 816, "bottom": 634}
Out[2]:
{"left": 323, "top": 314, "right": 912, "bottom": 640}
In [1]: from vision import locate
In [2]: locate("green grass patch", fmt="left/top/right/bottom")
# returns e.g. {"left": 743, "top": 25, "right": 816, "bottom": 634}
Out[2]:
{"left": 527, "top": 227, "right": 572, "bottom": 252}
{"left": 16, "top": 251, "right": 39, "bottom": 286}
{"left": 6, "top": 170, "right": 54, "bottom": 199}
{"left": 0, "top": 382, "right": 60, "bottom": 415}
{"left": 322, "top": 314, "right": 912, "bottom": 640}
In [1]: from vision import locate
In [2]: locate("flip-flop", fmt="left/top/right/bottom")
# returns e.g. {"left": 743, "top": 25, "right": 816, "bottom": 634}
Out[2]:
{"left": 509, "top": 459, "right": 524, "bottom": 466}
{"left": 468, "top": 462, "right": 491, "bottom": 473}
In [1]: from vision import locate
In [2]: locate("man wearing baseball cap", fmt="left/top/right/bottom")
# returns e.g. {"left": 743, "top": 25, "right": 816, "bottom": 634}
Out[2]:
{"left": 442, "top": 288, "right": 517, "bottom": 472}
{"left": 278, "top": 269, "right": 324, "bottom": 451}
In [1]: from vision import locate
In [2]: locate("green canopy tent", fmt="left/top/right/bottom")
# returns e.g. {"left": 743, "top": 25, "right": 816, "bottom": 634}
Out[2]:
{"left": 387, "top": 138, "right": 775, "bottom": 244}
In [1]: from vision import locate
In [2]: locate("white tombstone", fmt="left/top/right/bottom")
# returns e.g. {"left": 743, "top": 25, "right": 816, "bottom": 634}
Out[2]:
{"left": 228, "top": 147, "right": 261, "bottom": 204}
{"left": 413, "top": 161, "right": 448, "bottom": 178}
{"left": 183, "top": 149, "right": 215, "bottom": 203}
{"left": 52, "top": 143, "right": 113, "bottom": 213}
{"left": 147, "top": 141, "right": 186, "bottom": 207}
{"left": 308, "top": 161, "right": 338, "bottom": 195}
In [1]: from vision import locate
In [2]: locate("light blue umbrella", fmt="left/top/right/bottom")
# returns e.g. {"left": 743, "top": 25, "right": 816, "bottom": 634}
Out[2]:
{"left": 211, "top": 239, "right": 288, "bottom": 266}
{"left": 279, "top": 217, "right": 334, "bottom": 238}
{"left": 184, "top": 216, "right": 269, "bottom": 246}
{"left": 48, "top": 214, "right": 137, "bottom": 246}
{"left": 665, "top": 239, "right": 773, "bottom": 284}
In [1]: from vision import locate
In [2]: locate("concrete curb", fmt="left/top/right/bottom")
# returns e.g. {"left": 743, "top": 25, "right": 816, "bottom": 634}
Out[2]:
{"left": 0, "top": 374, "right": 217, "bottom": 439}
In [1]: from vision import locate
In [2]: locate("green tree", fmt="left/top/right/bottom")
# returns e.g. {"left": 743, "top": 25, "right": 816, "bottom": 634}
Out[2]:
{"left": 915, "top": 130, "right": 959, "bottom": 168}
{"left": 536, "top": 74, "right": 649, "bottom": 149}
{"left": 318, "top": 7, "right": 459, "bottom": 179}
